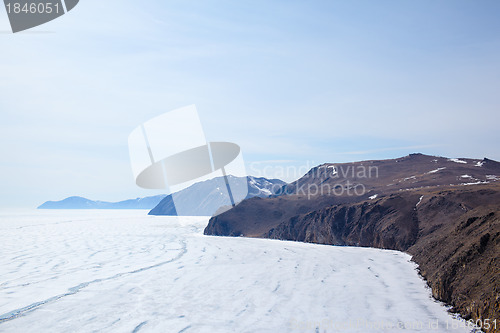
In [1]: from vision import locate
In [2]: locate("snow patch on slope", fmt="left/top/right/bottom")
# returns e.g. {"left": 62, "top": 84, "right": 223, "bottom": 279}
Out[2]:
{"left": 448, "top": 158, "right": 467, "bottom": 164}
{"left": 428, "top": 167, "right": 446, "bottom": 174}
{"left": 459, "top": 181, "right": 489, "bottom": 186}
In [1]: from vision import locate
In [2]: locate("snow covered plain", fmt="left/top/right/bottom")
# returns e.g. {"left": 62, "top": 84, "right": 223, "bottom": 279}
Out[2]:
{"left": 0, "top": 210, "right": 476, "bottom": 333}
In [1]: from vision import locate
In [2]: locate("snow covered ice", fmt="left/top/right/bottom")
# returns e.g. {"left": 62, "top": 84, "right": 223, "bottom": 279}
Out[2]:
{"left": 0, "top": 210, "right": 476, "bottom": 332}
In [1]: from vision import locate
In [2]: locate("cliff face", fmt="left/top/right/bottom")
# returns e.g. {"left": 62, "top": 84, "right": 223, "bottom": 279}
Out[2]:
{"left": 265, "top": 194, "right": 421, "bottom": 250}
{"left": 410, "top": 197, "right": 500, "bottom": 329}
{"left": 205, "top": 155, "right": 500, "bottom": 332}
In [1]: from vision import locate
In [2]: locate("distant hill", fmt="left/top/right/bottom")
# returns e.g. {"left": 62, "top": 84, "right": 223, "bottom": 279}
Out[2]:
{"left": 38, "top": 195, "right": 167, "bottom": 209}
{"left": 148, "top": 176, "right": 286, "bottom": 216}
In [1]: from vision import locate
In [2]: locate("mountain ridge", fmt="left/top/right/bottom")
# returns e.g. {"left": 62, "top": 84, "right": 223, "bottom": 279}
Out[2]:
{"left": 149, "top": 175, "right": 286, "bottom": 216}
{"left": 38, "top": 195, "right": 167, "bottom": 210}
{"left": 38, "top": 176, "right": 286, "bottom": 215}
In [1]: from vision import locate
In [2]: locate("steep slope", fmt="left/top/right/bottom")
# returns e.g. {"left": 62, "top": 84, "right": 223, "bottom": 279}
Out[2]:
{"left": 204, "top": 154, "right": 500, "bottom": 332}
{"left": 206, "top": 154, "right": 500, "bottom": 238}
{"left": 148, "top": 176, "right": 285, "bottom": 216}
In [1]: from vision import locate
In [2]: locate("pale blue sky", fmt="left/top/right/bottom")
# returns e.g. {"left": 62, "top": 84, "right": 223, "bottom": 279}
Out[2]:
{"left": 1, "top": 0, "right": 499, "bottom": 207}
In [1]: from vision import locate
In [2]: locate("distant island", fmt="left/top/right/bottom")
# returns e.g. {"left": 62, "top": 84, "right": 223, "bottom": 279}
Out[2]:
{"left": 38, "top": 195, "right": 167, "bottom": 210}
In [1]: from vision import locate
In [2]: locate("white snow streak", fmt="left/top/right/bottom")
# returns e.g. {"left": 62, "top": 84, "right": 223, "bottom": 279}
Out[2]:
{"left": 416, "top": 196, "right": 424, "bottom": 207}
{"left": 448, "top": 158, "right": 467, "bottom": 164}
{"left": 459, "top": 181, "right": 490, "bottom": 186}
{"left": 427, "top": 167, "right": 446, "bottom": 174}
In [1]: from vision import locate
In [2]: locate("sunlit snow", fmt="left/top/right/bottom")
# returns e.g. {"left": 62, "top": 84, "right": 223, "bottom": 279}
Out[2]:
{"left": 448, "top": 159, "right": 467, "bottom": 164}
{"left": 0, "top": 211, "right": 476, "bottom": 332}
{"left": 427, "top": 167, "right": 446, "bottom": 174}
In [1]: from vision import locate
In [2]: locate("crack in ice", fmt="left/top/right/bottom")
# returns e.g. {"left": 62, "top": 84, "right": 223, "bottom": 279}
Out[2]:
{"left": 0, "top": 241, "right": 187, "bottom": 324}
{"left": 132, "top": 320, "right": 148, "bottom": 333}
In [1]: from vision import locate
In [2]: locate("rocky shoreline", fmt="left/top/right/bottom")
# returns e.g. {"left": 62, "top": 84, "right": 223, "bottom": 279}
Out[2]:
{"left": 205, "top": 155, "right": 500, "bottom": 332}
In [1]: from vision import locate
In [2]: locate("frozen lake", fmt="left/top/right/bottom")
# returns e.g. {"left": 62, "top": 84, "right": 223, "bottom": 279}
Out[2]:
{"left": 0, "top": 210, "right": 474, "bottom": 332}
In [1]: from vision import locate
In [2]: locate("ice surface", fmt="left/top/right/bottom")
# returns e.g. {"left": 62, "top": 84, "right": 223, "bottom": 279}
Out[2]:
{"left": 0, "top": 211, "right": 476, "bottom": 332}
